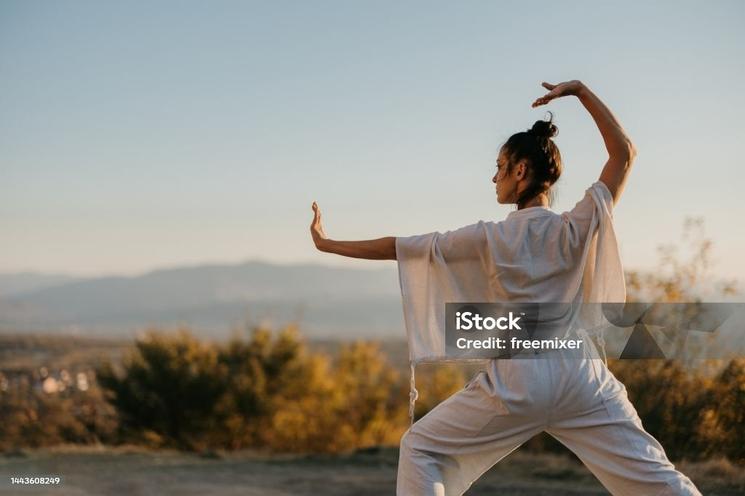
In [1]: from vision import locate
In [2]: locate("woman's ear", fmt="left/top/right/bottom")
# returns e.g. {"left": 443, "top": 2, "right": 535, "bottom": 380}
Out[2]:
{"left": 515, "top": 160, "right": 528, "bottom": 180}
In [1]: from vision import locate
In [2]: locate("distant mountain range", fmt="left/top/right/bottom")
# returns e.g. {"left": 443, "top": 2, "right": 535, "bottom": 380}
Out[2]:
{"left": 3, "top": 262, "right": 742, "bottom": 350}
{"left": 0, "top": 272, "right": 80, "bottom": 298}
{"left": 0, "top": 262, "right": 405, "bottom": 340}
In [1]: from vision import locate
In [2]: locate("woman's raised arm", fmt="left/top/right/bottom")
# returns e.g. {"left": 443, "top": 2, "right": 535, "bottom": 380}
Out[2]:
{"left": 310, "top": 202, "right": 397, "bottom": 260}
{"left": 532, "top": 80, "right": 637, "bottom": 205}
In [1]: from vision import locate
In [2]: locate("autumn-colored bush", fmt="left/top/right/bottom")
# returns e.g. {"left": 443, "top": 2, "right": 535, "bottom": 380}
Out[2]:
{"left": 95, "top": 325, "right": 418, "bottom": 453}
{"left": 609, "top": 358, "right": 745, "bottom": 463}
{"left": 96, "top": 328, "right": 227, "bottom": 450}
{"left": 265, "top": 338, "right": 407, "bottom": 452}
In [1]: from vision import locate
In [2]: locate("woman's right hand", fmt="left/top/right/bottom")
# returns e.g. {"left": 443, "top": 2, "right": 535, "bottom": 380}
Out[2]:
{"left": 531, "top": 80, "right": 585, "bottom": 107}
{"left": 310, "top": 201, "right": 329, "bottom": 251}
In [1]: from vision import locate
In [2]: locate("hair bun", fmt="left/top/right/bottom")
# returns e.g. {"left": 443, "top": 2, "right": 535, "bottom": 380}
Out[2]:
{"left": 529, "top": 112, "right": 558, "bottom": 139}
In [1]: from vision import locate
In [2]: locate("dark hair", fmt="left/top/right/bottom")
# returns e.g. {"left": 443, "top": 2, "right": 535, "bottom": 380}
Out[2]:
{"left": 502, "top": 111, "right": 562, "bottom": 209}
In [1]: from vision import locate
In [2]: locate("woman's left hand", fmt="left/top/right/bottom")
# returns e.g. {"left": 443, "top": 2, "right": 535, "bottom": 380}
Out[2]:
{"left": 531, "top": 80, "right": 584, "bottom": 107}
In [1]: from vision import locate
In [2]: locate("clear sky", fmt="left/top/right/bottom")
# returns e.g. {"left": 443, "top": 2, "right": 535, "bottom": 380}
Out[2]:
{"left": 2, "top": 1, "right": 744, "bottom": 285}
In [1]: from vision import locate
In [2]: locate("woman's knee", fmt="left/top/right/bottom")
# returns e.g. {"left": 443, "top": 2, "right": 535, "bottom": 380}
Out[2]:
{"left": 400, "top": 425, "right": 436, "bottom": 462}
{"left": 399, "top": 426, "right": 419, "bottom": 455}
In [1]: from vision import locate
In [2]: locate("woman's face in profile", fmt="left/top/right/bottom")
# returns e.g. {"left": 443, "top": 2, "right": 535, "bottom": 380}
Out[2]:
{"left": 493, "top": 148, "right": 516, "bottom": 204}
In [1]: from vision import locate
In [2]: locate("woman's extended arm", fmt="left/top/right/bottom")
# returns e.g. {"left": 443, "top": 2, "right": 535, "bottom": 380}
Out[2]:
{"left": 532, "top": 80, "right": 637, "bottom": 205}
{"left": 310, "top": 202, "right": 396, "bottom": 260}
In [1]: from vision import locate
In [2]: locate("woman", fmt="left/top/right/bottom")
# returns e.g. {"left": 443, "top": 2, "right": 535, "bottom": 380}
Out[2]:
{"left": 310, "top": 80, "right": 700, "bottom": 495}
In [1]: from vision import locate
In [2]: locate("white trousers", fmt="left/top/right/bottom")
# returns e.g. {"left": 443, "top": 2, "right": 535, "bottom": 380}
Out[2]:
{"left": 397, "top": 343, "right": 701, "bottom": 496}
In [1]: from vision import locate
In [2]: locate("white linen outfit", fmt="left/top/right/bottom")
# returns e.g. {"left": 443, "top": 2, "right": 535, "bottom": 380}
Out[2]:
{"left": 394, "top": 181, "right": 701, "bottom": 496}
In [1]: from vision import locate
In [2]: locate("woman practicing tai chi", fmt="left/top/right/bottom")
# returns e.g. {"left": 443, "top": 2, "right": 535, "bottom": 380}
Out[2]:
{"left": 310, "top": 80, "right": 700, "bottom": 495}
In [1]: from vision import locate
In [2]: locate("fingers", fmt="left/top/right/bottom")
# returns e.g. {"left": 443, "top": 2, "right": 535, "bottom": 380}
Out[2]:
{"left": 532, "top": 82, "right": 557, "bottom": 106}
{"left": 532, "top": 83, "right": 559, "bottom": 107}
{"left": 310, "top": 202, "right": 328, "bottom": 248}
{"left": 531, "top": 95, "right": 550, "bottom": 108}
{"left": 311, "top": 202, "right": 322, "bottom": 229}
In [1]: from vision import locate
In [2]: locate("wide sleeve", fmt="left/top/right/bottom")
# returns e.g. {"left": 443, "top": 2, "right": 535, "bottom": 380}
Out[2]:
{"left": 559, "top": 180, "right": 625, "bottom": 302}
{"left": 395, "top": 221, "right": 494, "bottom": 362}
{"left": 559, "top": 181, "right": 627, "bottom": 349}
{"left": 561, "top": 180, "right": 615, "bottom": 248}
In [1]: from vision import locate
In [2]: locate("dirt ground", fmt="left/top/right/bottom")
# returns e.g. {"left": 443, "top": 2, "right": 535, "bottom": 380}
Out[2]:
{"left": 0, "top": 446, "right": 742, "bottom": 496}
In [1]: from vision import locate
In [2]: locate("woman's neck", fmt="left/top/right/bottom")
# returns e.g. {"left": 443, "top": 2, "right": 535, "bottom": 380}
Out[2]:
{"left": 517, "top": 193, "right": 550, "bottom": 210}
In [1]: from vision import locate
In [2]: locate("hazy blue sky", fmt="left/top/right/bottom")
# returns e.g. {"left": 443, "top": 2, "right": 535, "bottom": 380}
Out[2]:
{"left": 2, "top": 1, "right": 744, "bottom": 285}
